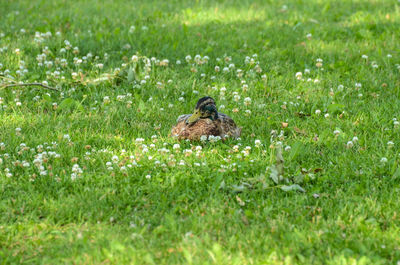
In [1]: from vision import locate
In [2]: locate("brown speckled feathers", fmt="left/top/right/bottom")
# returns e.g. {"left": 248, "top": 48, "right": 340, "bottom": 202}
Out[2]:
{"left": 170, "top": 113, "right": 241, "bottom": 140}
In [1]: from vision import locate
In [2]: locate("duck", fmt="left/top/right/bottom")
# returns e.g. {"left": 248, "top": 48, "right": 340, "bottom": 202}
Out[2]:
{"left": 170, "top": 96, "right": 241, "bottom": 141}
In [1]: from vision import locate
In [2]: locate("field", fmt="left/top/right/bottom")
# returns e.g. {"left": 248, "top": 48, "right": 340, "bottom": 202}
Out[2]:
{"left": 1, "top": 0, "right": 400, "bottom": 264}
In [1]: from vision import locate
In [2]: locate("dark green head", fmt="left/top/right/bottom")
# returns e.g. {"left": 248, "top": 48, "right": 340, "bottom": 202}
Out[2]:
{"left": 186, "top": 96, "right": 219, "bottom": 125}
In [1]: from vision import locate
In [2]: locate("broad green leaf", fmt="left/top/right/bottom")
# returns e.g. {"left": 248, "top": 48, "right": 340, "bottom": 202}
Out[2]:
{"left": 42, "top": 93, "right": 52, "bottom": 102}
{"left": 58, "top": 98, "right": 76, "bottom": 110}
{"left": 393, "top": 167, "right": 400, "bottom": 179}
{"left": 280, "top": 184, "right": 306, "bottom": 192}
{"left": 127, "top": 67, "right": 134, "bottom": 83}
{"left": 327, "top": 103, "right": 345, "bottom": 114}
{"left": 288, "top": 142, "right": 303, "bottom": 161}
{"left": 269, "top": 165, "right": 279, "bottom": 184}
{"left": 276, "top": 146, "right": 284, "bottom": 176}
{"left": 58, "top": 98, "right": 84, "bottom": 112}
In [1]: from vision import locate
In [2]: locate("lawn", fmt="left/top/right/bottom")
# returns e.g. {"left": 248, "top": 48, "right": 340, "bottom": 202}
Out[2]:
{"left": 1, "top": 0, "right": 400, "bottom": 264}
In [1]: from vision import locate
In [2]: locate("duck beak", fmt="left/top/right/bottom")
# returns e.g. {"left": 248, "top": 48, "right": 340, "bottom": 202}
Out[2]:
{"left": 186, "top": 109, "right": 201, "bottom": 125}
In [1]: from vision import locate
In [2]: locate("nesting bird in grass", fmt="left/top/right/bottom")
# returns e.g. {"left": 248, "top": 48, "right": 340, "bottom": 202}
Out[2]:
{"left": 170, "top": 96, "right": 241, "bottom": 141}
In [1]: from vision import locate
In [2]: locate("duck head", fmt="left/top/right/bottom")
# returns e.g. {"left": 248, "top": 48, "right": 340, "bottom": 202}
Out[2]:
{"left": 186, "top": 96, "right": 219, "bottom": 125}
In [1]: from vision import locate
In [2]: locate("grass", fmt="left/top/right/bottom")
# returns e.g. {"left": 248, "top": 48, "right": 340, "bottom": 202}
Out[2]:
{"left": 1, "top": 0, "right": 400, "bottom": 264}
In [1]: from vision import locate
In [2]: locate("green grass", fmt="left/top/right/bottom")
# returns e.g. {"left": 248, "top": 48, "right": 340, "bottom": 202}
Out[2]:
{"left": 1, "top": 0, "right": 400, "bottom": 264}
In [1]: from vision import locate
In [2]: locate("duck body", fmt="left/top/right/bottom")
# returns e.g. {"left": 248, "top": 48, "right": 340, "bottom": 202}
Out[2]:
{"left": 170, "top": 97, "right": 241, "bottom": 141}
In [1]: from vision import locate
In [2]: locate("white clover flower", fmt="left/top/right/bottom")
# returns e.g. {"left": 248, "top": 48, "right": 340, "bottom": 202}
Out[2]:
{"left": 145, "top": 174, "right": 151, "bottom": 179}
{"left": 352, "top": 136, "right": 359, "bottom": 142}
{"left": 255, "top": 139, "right": 261, "bottom": 147}
{"left": 103, "top": 96, "right": 110, "bottom": 104}
{"left": 284, "top": 146, "right": 291, "bottom": 151}
{"left": 241, "top": 150, "right": 249, "bottom": 157}
{"left": 200, "top": 135, "right": 207, "bottom": 142}
{"left": 208, "top": 135, "right": 216, "bottom": 142}
{"left": 346, "top": 141, "right": 354, "bottom": 148}
{"left": 184, "top": 149, "right": 192, "bottom": 156}
{"left": 355, "top": 83, "right": 362, "bottom": 89}
{"left": 173, "top": 144, "right": 180, "bottom": 150}
{"left": 116, "top": 95, "right": 125, "bottom": 101}
{"left": 129, "top": 26, "right": 136, "bottom": 33}
{"left": 72, "top": 164, "right": 83, "bottom": 173}
{"left": 333, "top": 130, "right": 340, "bottom": 136}
{"left": 315, "top": 109, "right": 321, "bottom": 115}
{"left": 387, "top": 141, "right": 394, "bottom": 148}
{"left": 387, "top": 54, "right": 392, "bottom": 58}
{"left": 112, "top": 155, "right": 119, "bottom": 163}
{"left": 244, "top": 97, "right": 251, "bottom": 106}
{"left": 131, "top": 55, "right": 139, "bottom": 62}
{"left": 160, "top": 59, "right": 169, "bottom": 66}
{"left": 195, "top": 146, "right": 202, "bottom": 151}
{"left": 381, "top": 157, "right": 388, "bottom": 163}
{"left": 295, "top": 72, "right": 302, "bottom": 80}
{"left": 135, "top": 138, "right": 144, "bottom": 144}
{"left": 176, "top": 60, "right": 181, "bottom": 65}
{"left": 362, "top": 55, "right": 368, "bottom": 59}
{"left": 324, "top": 113, "right": 330, "bottom": 118}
